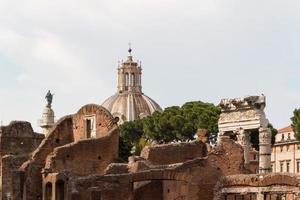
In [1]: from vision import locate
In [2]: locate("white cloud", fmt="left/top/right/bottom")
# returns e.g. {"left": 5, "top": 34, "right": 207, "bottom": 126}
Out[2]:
{"left": 0, "top": 0, "right": 300, "bottom": 131}
{"left": 17, "top": 73, "right": 31, "bottom": 82}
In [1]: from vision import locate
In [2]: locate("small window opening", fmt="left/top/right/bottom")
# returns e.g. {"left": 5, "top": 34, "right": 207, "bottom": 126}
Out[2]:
{"left": 85, "top": 116, "right": 96, "bottom": 138}
{"left": 131, "top": 73, "right": 135, "bottom": 86}
{"left": 125, "top": 73, "right": 129, "bottom": 90}
{"left": 86, "top": 119, "right": 92, "bottom": 138}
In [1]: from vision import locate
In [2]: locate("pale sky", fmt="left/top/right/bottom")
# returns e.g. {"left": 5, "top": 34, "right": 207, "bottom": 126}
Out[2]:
{"left": 0, "top": 0, "right": 300, "bottom": 132}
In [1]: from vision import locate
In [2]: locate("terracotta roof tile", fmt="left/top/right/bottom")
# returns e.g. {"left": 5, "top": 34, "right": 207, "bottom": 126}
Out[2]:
{"left": 278, "top": 125, "right": 293, "bottom": 133}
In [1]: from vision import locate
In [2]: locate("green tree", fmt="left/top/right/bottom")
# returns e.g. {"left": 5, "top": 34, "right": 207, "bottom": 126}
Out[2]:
{"left": 291, "top": 108, "right": 300, "bottom": 141}
{"left": 142, "top": 101, "right": 220, "bottom": 143}
{"left": 119, "top": 101, "right": 221, "bottom": 160}
{"left": 119, "top": 119, "right": 144, "bottom": 161}
{"left": 119, "top": 136, "right": 132, "bottom": 162}
{"left": 181, "top": 101, "right": 220, "bottom": 134}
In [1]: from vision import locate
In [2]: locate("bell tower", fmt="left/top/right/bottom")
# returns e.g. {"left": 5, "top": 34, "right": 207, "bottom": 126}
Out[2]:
{"left": 117, "top": 48, "right": 142, "bottom": 94}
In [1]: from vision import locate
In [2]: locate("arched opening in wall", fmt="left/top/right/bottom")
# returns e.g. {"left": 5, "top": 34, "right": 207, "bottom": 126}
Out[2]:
{"left": 125, "top": 73, "right": 129, "bottom": 90}
{"left": 45, "top": 182, "right": 52, "bottom": 200}
{"left": 131, "top": 73, "right": 135, "bottom": 86}
{"left": 55, "top": 180, "right": 65, "bottom": 200}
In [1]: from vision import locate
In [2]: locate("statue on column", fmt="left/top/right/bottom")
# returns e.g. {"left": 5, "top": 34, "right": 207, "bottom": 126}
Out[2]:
{"left": 45, "top": 90, "right": 54, "bottom": 107}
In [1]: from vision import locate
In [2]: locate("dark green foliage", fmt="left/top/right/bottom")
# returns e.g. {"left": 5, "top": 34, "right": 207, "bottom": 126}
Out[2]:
{"left": 291, "top": 109, "right": 300, "bottom": 141}
{"left": 142, "top": 102, "right": 221, "bottom": 144}
{"left": 119, "top": 119, "right": 144, "bottom": 160}
{"left": 269, "top": 123, "right": 278, "bottom": 145}
{"left": 118, "top": 136, "right": 132, "bottom": 162}
{"left": 119, "top": 101, "right": 221, "bottom": 161}
{"left": 119, "top": 119, "right": 144, "bottom": 145}
{"left": 181, "top": 101, "right": 220, "bottom": 134}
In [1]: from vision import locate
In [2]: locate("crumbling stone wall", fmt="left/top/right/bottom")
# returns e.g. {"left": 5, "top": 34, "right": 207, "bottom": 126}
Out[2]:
{"left": 140, "top": 140, "right": 207, "bottom": 165}
{"left": 214, "top": 173, "right": 300, "bottom": 200}
{"left": 73, "top": 104, "right": 117, "bottom": 141}
{"left": 67, "top": 174, "right": 134, "bottom": 200}
{"left": 66, "top": 138, "right": 247, "bottom": 200}
{"left": 134, "top": 181, "right": 163, "bottom": 200}
{"left": 2, "top": 103, "right": 272, "bottom": 200}
{"left": 20, "top": 116, "right": 73, "bottom": 200}
{"left": 182, "top": 138, "right": 249, "bottom": 200}
{"left": 44, "top": 127, "right": 119, "bottom": 176}
{"left": 163, "top": 180, "right": 188, "bottom": 200}
{"left": 0, "top": 121, "right": 44, "bottom": 156}
{"left": 1, "top": 155, "right": 29, "bottom": 199}
{"left": 110, "top": 132, "right": 293, "bottom": 200}
{"left": 19, "top": 104, "right": 118, "bottom": 200}
{"left": 131, "top": 138, "right": 248, "bottom": 200}
{"left": 0, "top": 121, "right": 44, "bottom": 199}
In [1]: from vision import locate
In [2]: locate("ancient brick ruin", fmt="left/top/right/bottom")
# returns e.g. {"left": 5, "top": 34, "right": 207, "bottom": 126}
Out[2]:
{"left": 1, "top": 96, "right": 299, "bottom": 200}
{"left": 0, "top": 121, "right": 44, "bottom": 199}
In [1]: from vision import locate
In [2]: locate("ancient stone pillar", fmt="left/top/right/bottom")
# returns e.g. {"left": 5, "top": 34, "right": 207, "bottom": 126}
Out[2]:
{"left": 256, "top": 192, "right": 264, "bottom": 200}
{"left": 259, "top": 127, "right": 272, "bottom": 173}
{"left": 237, "top": 129, "right": 251, "bottom": 165}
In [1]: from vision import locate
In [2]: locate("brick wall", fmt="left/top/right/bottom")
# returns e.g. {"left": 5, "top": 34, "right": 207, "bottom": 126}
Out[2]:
{"left": 72, "top": 104, "right": 117, "bottom": 141}
{"left": 140, "top": 140, "right": 207, "bottom": 165}
{"left": 44, "top": 127, "right": 119, "bottom": 176}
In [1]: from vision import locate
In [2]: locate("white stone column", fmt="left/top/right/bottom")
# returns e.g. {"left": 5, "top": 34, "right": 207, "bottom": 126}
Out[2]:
{"left": 40, "top": 105, "right": 55, "bottom": 135}
{"left": 259, "top": 127, "right": 272, "bottom": 174}
{"left": 237, "top": 129, "right": 251, "bottom": 165}
{"left": 256, "top": 192, "right": 264, "bottom": 200}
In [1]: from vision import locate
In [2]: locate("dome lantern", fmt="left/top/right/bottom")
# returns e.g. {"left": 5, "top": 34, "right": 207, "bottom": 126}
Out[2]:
{"left": 102, "top": 48, "right": 162, "bottom": 124}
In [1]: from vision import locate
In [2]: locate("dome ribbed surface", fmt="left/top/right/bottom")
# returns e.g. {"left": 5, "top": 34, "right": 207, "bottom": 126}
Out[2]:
{"left": 102, "top": 92, "right": 162, "bottom": 123}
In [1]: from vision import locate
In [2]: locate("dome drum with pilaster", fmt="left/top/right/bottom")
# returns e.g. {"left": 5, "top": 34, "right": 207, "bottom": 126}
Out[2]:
{"left": 102, "top": 48, "right": 162, "bottom": 124}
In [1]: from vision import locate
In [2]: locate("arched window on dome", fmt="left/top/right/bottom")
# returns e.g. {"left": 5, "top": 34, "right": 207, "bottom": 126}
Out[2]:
{"left": 131, "top": 73, "right": 135, "bottom": 86}
{"left": 125, "top": 73, "right": 129, "bottom": 90}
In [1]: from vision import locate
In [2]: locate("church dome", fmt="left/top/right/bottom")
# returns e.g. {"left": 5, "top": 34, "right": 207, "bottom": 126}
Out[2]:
{"left": 102, "top": 93, "right": 162, "bottom": 124}
{"left": 101, "top": 48, "right": 162, "bottom": 124}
